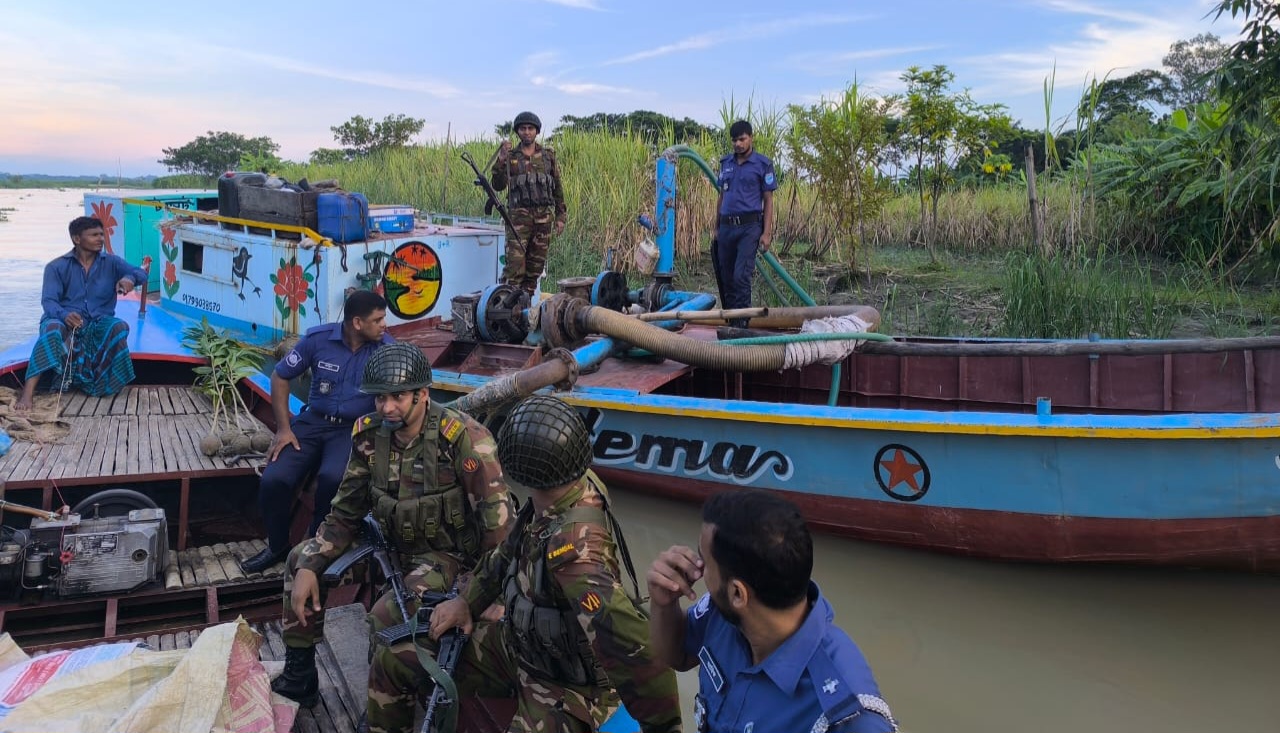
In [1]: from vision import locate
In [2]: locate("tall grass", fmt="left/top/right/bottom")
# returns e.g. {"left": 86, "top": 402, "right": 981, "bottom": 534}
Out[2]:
{"left": 175, "top": 124, "right": 1257, "bottom": 340}
{"left": 1001, "top": 249, "right": 1177, "bottom": 338}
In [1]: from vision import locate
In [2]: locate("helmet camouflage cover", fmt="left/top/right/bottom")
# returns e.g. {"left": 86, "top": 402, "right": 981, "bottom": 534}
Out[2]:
{"left": 359, "top": 343, "right": 432, "bottom": 394}
{"left": 497, "top": 395, "right": 592, "bottom": 490}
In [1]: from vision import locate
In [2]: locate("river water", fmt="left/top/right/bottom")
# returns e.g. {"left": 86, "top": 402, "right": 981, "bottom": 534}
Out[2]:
{"left": 1, "top": 188, "right": 1277, "bottom": 732}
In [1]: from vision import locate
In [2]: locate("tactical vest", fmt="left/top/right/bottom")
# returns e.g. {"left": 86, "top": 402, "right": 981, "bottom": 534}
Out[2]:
{"left": 368, "top": 402, "right": 481, "bottom": 560}
{"left": 507, "top": 147, "right": 557, "bottom": 209}
{"left": 500, "top": 473, "right": 637, "bottom": 689}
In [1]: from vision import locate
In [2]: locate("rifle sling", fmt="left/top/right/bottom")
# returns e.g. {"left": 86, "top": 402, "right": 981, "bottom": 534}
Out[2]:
{"left": 409, "top": 613, "right": 461, "bottom": 733}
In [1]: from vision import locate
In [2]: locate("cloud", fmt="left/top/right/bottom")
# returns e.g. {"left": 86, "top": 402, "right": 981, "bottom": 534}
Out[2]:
{"left": 539, "top": 0, "right": 604, "bottom": 8}
{"left": 605, "top": 13, "right": 865, "bottom": 65}
{"left": 787, "top": 45, "right": 943, "bottom": 75}
{"left": 965, "top": 1, "right": 1230, "bottom": 98}
{"left": 227, "top": 48, "right": 461, "bottom": 98}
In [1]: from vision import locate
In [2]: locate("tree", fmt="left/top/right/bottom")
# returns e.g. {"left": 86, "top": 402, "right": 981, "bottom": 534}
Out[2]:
{"left": 894, "top": 65, "right": 1014, "bottom": 253}
{"left": 1079, "top": 70, "right": 1171, "bottom": 129}
{"left": 783, "top": 83, "right": 894, "bottom": 263}
{"left": 548, "top": 111, "right": 717, "bottom": 142}
{"left": 326, "top": 114, "right": 425, "bottom": 159}
{"left": 159, "top": 131, "right": 280, "bottom": 178}
{"left": 1163, "top": 33, "right": 1228, "bottom": 110}
{"left": 308, "top": 148, "right": 348, "bottom": 166}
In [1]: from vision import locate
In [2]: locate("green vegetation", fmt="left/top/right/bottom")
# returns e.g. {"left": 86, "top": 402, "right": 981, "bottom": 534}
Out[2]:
{"left": 130, "top": 3, "right": 1280, "bottom": 340}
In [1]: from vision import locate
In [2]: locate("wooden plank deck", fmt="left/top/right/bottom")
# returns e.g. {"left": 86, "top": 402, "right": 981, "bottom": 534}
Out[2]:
{"left": 0, "top": 385, "right": 270, "bottom": 488}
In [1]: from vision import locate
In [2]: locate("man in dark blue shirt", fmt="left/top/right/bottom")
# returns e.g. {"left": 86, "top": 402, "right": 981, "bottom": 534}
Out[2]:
{"left": 241, "top": 290, "right": 395, "bottom": 573}
{"left": 16, "top": 216, "right": 148, "bottom": 411}
{"left": 713, "top": 120, "right": 778, "bottom": 328}
{"left": 648, "top": 490, "right": 897, "bottom": 733}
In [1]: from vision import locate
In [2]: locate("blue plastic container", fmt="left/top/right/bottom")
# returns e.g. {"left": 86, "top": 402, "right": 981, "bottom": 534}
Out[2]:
{"left": 317, "top": 192, "right": 369, "bottom": 243}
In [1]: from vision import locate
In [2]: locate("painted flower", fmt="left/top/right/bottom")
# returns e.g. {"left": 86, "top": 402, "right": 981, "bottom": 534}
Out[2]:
{"left": 163, "top": 261, "right": 177, "bottom": 288}
{"left": 273, "top": 261, "right": 308, "bottom": 310}
{"left": 90, "top": 201, "right": 119, "bottom": 254}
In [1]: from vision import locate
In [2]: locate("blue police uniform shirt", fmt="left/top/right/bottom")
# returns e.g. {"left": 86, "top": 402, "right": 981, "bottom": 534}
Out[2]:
{"left": 274, "top": 323, "right": 394, "bottom": 421}
{"left": 717, "top": 151, "right": 778, "bottom": 216}
{"left": 684, "top": 582, "right": 896, "bottom": 733}
{"left": 42, "top": 250, "right": 149, "bottom": 322}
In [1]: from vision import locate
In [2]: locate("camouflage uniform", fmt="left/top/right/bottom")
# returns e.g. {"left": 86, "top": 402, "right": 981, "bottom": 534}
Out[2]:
{"left": 368, "top": 470, "right": 681, "bottom": 733}
{"left": 281, "top": 402, "right": 513, "bottom": 649}
{"left": 491, "top": 142, "right": 566, "bottom": 293}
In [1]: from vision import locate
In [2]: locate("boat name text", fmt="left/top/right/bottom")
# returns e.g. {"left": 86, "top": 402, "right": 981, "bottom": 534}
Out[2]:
{"left": 583, "top": 409, "right": 793, "bottom": 485}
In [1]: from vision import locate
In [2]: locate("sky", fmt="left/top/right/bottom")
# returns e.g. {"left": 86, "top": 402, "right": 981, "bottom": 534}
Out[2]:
{"left": 0, "top": 0, "right": 1243, "bottom": 176}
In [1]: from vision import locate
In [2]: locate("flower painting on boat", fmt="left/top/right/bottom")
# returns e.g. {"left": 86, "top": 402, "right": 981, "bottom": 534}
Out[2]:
{"left": 271, "top": 256, "right": 313, "bottom": 319}
{"left": 90, "top": 200, "right": 119, "bottom": 255}
{"left": 159, "top": 224, "right": 180, "bottom": 297}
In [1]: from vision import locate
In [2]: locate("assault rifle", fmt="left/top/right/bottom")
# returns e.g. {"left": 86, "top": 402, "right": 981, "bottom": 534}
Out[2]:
{"left": 322, "top": 514, "right": 411, "bottom": 630}
{"left": 460, "top": 150, "right": 527, "bottom": 254}
{"left": 375, "top": 583, "right": 468, "bottom": 733}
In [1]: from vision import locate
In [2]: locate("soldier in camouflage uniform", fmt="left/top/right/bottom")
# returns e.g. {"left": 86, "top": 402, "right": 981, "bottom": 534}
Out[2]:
{"left": 367, "top": 395, "right": 682, "bottom": 733}
{"left": 491, "top": 111, "right": 566, "bottom": 295}
{"left": 272, "top": 343, "right": 514, "bottom": 713}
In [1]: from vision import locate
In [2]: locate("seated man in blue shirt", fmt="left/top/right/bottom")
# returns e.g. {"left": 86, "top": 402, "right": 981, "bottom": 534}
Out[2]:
{"left": 240, "top": 290, "right": 394, "bottom": 573}
{"left": 647, "top": 489, "right": 897, "bottom": 733}
{"left": 15, "top": 216, "right": 148, "bottom": 411}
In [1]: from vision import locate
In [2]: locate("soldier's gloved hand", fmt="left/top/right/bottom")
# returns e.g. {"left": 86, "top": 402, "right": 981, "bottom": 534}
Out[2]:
{"left": 646, "top": 544, "right": 703, "bottom": 607}
{"left": 498, "top": 139, "right": 511, "bottom": 164}
{"left": 429, "top": 596, "right": 473, "bottom": 639}
{"left": 291, "top": 568, "right": 323, "bottom": 626}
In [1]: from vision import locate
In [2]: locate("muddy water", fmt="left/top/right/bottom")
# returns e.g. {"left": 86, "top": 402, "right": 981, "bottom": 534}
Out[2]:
{"left": 3, "top": 188, "right": 1279, "bottom": 732}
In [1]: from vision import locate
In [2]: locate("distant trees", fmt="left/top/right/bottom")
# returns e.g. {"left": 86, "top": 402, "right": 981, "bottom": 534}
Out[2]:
{"left": 310, "top": 114, "right": 425, "bottom": 164}
{"left": 504, "top": 111, "right": 718, "bottom": 142}
{"left": 159, "top": 131, "right": 280, "bottom": 178}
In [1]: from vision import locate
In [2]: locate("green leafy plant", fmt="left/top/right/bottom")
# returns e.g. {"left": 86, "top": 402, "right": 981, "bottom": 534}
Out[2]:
{"left": 182, "top": 319, "right": 268, "bottom": 455}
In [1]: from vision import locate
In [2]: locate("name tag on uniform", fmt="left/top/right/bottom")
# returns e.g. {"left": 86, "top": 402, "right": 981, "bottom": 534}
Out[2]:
{"left": 699, "top": 646, "right": 724, "bottom": 692}
{"left": 317, "top": 360, "right": 340, "bottom": 372}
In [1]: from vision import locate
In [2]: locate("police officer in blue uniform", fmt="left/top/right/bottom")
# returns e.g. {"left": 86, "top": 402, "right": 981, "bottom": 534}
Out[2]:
{"left": 713, "top": 120, "right": 778, "bottom": 328}
{"left": 241, "top": 290, "right": 395, "bottom": 573}
{"left": 647, "top": 489, "right": 897, "bottom": 733}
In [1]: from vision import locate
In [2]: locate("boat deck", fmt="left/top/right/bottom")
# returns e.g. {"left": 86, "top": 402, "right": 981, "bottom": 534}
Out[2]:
{"left": 0, "top": 385, "right": 267, "bottom": 488}
{"left": 0, "top": 385, "right": 271, "bottom": 549}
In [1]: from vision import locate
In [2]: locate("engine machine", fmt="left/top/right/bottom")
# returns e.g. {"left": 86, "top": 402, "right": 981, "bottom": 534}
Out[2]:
{"left": 0, "top": 508, "right": 168, "bottom": 600}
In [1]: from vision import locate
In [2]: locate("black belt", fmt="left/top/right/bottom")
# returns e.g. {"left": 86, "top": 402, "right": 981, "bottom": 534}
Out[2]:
{"left": 311, "top": 411, "right": 350, "bottom": 425}
{"left": 721, "top": 211, "right": 761, "bottom": 226}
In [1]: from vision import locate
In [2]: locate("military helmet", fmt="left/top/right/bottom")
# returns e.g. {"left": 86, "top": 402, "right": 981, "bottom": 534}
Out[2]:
{"left": 359, "top": 343, "right": 432, "bottom": 394}
{"left": 497, "top": 395, "right": 592, "bottom": 490}
{"left": 513, "top": 111, "right": 542, "bottom": 132}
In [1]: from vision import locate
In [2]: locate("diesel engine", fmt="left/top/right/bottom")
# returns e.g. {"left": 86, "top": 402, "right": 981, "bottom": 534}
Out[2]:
{"left": 0, "top": 508, "right": 168, "bottom": 599}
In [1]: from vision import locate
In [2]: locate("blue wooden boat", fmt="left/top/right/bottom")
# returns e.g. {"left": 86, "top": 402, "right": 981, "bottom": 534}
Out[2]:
{"left": 4, "top": 185, "right": 1279, "bottom": 588}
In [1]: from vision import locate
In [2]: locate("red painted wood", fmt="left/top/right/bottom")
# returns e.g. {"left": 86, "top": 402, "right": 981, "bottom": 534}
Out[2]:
{"left": 596, "top": 467, "right": 1280, "bottom": 572}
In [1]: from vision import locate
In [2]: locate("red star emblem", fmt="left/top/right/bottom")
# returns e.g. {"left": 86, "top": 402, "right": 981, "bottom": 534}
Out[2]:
{"left": 880, "top": 448, "right": 923, "bottom": 493}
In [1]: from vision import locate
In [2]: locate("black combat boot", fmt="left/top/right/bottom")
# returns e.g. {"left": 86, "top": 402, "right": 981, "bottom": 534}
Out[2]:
{"left": 272, "top": 645, "right": 319, "bottom": 708}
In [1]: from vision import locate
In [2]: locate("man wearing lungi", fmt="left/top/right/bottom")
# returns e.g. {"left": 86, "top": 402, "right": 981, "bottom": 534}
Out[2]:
{"left": 15, "top": 216, "right": 148, "bottom": 411}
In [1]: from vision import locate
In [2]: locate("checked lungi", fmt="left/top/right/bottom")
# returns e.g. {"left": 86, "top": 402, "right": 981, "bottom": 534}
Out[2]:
{"left": 25, "top": 317, "right": 135, "bottom": 397}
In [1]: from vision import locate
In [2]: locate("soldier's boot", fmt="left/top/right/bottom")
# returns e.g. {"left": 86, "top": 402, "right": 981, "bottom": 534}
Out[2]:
{"left": 271, "top": 645, "right": 319, "bottom": 708}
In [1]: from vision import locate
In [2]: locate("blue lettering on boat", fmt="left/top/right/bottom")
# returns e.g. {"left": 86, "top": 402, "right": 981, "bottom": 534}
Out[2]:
{"left": 583, "top": 409, "right": 793, "bottom": 484}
